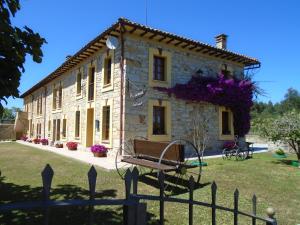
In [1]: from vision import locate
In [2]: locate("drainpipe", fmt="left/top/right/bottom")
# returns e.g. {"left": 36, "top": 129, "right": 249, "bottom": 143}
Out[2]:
{"left": 43, "top": 86, "right": 47, "bottom": 139}
{"left": 119, "top": 19, "right": 125, "bottom": 153}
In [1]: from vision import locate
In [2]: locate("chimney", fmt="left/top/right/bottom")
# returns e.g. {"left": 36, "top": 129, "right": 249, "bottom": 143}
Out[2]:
{"left": 215, "top": 34, "right": 228, "bottom": 49}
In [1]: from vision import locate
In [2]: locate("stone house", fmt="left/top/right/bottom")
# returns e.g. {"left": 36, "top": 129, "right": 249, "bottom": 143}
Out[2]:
{"left": 19, "top": 18, "right": 260, "bottom": 155}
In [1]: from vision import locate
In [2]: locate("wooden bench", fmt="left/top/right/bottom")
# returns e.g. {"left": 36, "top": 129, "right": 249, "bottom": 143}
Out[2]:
{"left": 121, "top": 139, "right": 185, "bottom": 171}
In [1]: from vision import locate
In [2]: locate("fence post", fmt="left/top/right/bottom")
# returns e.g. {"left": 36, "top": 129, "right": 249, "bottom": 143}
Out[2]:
{"left": 188, "top": 176, "right": 194, "bottom": 225}
{"left": 266, "top": 207, "right": 277, "bottom": 225}
{"left": 211, "top": 181, "right": 217, "bottom": 225}
{"left": 88, "top": 166, "right": 97, "bottom": 225}
{"left": 158, "top": 171, "right": 165, "bottom": 225}
{"left": 234, "top": 189, "right": 239, "bottom": 225}
{"left": 41, "top": 164, "right": 54, "bottom": 225}
{"left": 252, "top": 194, "right": 257, "bottom": 225}
{"left": 123, "top": 169, "right": 132, "bottom": 225}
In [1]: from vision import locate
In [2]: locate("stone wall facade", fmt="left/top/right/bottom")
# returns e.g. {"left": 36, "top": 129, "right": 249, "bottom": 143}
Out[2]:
{"left": 22, "top": 32, "right": 245, "bottom": 155}
{"left": 123, "top": 34, "right": 244, "bottom": 150}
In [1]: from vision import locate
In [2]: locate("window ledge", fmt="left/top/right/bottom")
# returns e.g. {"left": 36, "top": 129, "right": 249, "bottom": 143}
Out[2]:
{"left": 76, "top": 94, "right": 83, "bottom": 100}
{"left": 149, "top": 80, "right": 170, "bottom": 88}
{"left": 102, "top": 84, "right": 113, "bottom": 92}
{"left": 52, "top": 109, "right": 62, "bottom": 114}
{"left": 219, "top": 134, "right": 234, "bottom": 141}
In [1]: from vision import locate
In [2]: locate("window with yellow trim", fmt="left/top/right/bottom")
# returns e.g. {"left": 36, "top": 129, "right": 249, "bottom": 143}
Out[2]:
{"left": 148, "top": 48, "right": 171, "bottom": 88}
{"left": 62, "top": 119, "right": 67, "bottom": 138}
{"left": 76, "top": 72, "right": 82, "bottom": 96}
{"left": 148, "top": 100, "right": 171, "bottom": 141}
{"left": 102, "top": 51, "right": 114, "bottom": 92}
{"left": 100, "top": 99, "right": 113, "bottom": 146}
{"left": 219, "top": 106, "right": 234, "bottom": 140}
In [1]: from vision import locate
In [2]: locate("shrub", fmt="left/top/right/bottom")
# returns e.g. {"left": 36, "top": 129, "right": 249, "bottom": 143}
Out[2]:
{"left": 275, "top": 149, "right": 285, "bottom": 155}
{"left": 40, "top": 138, "right": 48, "bottom": 145}
{"left": 91, "top": 144, "right": 107, "bottom": 153}
{"left": 66, "top": 142, "right": 78, "bottom": 150}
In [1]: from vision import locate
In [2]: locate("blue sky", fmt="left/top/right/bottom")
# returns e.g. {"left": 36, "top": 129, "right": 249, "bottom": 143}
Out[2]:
{"left": 6, "top": 0, "right": 300, "bottom": 108}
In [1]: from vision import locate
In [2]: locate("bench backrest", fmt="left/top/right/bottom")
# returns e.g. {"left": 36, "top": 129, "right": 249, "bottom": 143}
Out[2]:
{"left": 133, "top": 139, "right": 184, "bottom": 162}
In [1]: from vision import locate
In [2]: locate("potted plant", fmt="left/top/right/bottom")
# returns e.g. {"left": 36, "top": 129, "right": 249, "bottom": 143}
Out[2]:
{"left": 273, "top": 148, "right": 287, "bottom": 158}
{"left": 27, "top": 138, "right": 32, "bottom": 143}
{"left": 91, "top": 144, "right": 107, "bottom": 157}
{"left": 33, "top": 138, "right": 40, "bottom": 144}
{"left": 66, "top": 142, "right": 78, "bottom": 151}
{"left": 55, "top": 141, "right": 64, "bottom": 148}
{"left": 40, "top": 138, "right": 48, "bottom": 145}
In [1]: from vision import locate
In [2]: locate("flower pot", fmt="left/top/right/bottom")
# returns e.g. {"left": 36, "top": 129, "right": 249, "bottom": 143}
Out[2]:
{"left": 55, "top": 144, "right": 63, "bottom": 148}
{"left": 93, "top": 152, "right": 107, "bottom": 157}
{"left": 42, "top": 143, "right": 48, "bottom": 146}
{"left": 68, "top": 147, "right": 77, "bottom": 151}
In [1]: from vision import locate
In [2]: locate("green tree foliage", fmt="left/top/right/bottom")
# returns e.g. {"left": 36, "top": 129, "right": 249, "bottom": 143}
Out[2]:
{"left": 251, "top": 88, "right": 300, "bottom": 119}
{"left": 0, "top": 107, "right": 21, "bottom": 120}
{"left": 254, "top": 111, "right": 300, "bottom": 162}
{"left": 0, "top": 0, "right": 46, "bottom": 116}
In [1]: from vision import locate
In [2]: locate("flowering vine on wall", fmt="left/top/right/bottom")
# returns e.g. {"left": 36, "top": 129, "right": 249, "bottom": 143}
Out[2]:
{"left": 156, "top": 74, "right": 254, "bottom": 137}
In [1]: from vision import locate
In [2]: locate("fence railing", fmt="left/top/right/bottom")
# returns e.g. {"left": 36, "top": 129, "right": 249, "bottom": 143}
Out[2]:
{"left": 0, "top": 164, "right": 277, "bottom": 225}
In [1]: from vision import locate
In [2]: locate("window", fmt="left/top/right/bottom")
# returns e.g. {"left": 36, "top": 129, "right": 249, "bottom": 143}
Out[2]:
{"left": 58, "top": 85, "right": 62, "bottom": 109}
{"left": 104, "top": 58, "right": 112, "bottom": 85}
{"left": 148, "top": 48, "right": 171, "bottom": 88}
{"left": 29, "top": 119, "right": 33, "bottom": 137}
{"left": 153, "top": 106, "right": 165, "bottom": 135}
{"left": 88, "top": 67, "right": 95, "bottom": 101}
{"left": 36, "top": 123, "right": 41, "bottom": 138}
{"left": 102, "top": 51, "right": 114, "bottom": 92}
{"left": 52, "top": 84, "right": 62, "bottom": 110}
{"left": 75, "top": 111, "right": 80, "bottom": 138}
{"left": 76, "top": 72, "right": 82, "bottom": 96}
{"left": 48, "top": 120, "right": 51, "bottom": 137}
{"left": 219, "top": 106, "right": 234, "bottom": 140}
{"left": 148, "top": 100, "right": 171, "bottom": 141}
{"left": 37, "top": 94, "right": 42, "bottom": 115}
{"left": 102, "top": 106, "right": 110, "bottom": 141}
{"left": 56, "top": 119, "right": 60, "bottom": 141}
{"left": 153, "top": 56, "right": 165, "bottom": 81}
{"left": 52, "top": 87, "right": 57, "bottom": 110}
{"left": 62, "top": 119, "right": 67, "bottom": 138}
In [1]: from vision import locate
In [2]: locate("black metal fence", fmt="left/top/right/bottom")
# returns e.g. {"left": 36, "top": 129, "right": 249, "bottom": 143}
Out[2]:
{"left": 0, "top": 165, "right": 277, "bottom": 225}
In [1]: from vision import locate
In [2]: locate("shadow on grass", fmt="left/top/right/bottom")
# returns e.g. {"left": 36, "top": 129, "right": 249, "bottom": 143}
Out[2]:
{"left": 271, "top": 159, "right": 299, "bottom": 167}
{"left": 139, "top": 172, "right": 210, "bottom": 196}
{"left": 0, "top": 175, "right": 159, "bottom": 225}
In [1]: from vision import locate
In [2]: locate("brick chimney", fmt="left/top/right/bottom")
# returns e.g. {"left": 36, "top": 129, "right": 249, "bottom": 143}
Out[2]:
{"left": 215, "top": 34, "right": 228, "bottom": 49}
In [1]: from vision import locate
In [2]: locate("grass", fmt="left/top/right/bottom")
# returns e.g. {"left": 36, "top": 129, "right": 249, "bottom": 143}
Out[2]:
{"left": 0, "top": 142, "right": 299, "bottom": 224}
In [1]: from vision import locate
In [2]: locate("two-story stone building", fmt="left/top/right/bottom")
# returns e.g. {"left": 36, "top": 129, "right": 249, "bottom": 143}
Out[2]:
{"left": 20, "top": 18, "right": 260, "bottom": 154}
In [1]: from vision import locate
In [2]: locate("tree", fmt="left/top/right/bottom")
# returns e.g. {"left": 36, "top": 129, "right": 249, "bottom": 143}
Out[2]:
{"left": 0, "top": 0, "right": 46, "bottom": 116}
{"left": 0, "top": 107, "right": 21, "bottom": 120}
{"left": 188, "top": 104, "right": 211, "bottom": 161}
{"left": 255, "top": 111, "right": 300, "bottom": 164}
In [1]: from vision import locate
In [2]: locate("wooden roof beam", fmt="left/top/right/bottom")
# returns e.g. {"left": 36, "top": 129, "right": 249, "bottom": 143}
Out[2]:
{"left": 181, "top": 43, "right": 190, "bottom": 49}
{"left": 140, "top": 30, "right": 148, "bottom": 37}
{"left": 175, "top": 41, "right": 183, "bottom": 46}
{"left": 166, "top": 38, "right": 175, "bottom": 44}
{"left": 159, "top": 36, "right": 167, "bottom": 42}
{"left": 189, "top": 46, "right": 197, "bottom": 50}
{"left": 129, "top": 27, "right": 137, "bottom": 33}
{"left": 149, "top": 33, "right": 157, "bottom": 39}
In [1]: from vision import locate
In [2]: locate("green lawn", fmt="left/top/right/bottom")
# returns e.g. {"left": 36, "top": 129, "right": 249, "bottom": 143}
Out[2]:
{"left": 0, "top": 142, "right": 299, "bottom": 225}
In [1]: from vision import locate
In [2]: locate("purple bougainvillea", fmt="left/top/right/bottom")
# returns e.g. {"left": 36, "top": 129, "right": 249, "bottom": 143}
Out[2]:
{"left": 156, "top": 74, "right": 254, "bottom": 137}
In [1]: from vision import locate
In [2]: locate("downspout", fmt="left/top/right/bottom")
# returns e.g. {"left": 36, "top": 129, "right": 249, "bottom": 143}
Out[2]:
{"left": 119, "top": 20, "right": 125, "bottom": 152}
{"left": 43, "top": 86, "right": 47, "bottom": 139}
